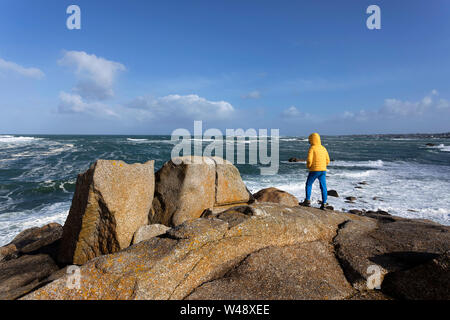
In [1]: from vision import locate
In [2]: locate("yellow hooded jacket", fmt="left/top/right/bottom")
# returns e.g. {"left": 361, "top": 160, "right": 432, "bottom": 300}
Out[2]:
{"left": 307, "top": 133, "right": 330, "bottom": 171}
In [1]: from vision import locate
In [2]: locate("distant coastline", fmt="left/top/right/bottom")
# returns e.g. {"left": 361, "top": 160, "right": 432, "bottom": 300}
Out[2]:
{"left": 1, "top": 132, "right": 450, "bottom": 138}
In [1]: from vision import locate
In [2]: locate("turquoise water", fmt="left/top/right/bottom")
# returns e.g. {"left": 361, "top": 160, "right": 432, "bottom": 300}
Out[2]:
{"left": 1, "top": 134, "right": 450, "bottom": 245}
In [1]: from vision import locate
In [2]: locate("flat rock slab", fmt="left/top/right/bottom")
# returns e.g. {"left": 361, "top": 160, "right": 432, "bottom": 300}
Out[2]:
{"left": 23, "top": 204, "right": 352, "bottom": 300}
{"left": 186, "top": 241, "right": 355, "bottom": 300}
{"left": 0, "top": 223, "right": 62, "bottom": 262}
{"left": 381, "top": 250, "right": 450, "bottom": 300}
{"left": 334, "top": 216, "right": 450, "bottom": 293}
{"left": 0, "top": 254, "right": 59, "bottom": 300}
{"left": 345, "top": 290, "right": 392, "bottom": 300}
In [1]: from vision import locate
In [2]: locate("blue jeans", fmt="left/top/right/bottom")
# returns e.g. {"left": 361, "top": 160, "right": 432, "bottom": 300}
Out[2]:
{"left": 305, "top": 171, "right": 327, "bottom": 204}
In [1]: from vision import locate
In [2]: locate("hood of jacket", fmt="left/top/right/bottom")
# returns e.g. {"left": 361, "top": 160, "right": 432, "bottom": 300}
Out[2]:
{"left": 308, "top": 133, "right": 321, "bottom": 146}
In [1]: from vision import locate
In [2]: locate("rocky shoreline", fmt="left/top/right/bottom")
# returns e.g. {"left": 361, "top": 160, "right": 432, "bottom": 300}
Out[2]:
{"left": 0, "top": 156, "right": 449, "bottom": 300}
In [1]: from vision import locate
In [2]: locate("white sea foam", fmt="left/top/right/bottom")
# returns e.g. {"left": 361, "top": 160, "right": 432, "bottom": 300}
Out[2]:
{"left": 429, "top": 144, "right": 450, "bottom": 152}
{"left": 188, "top": 138, "right": 216, "bottom": 142}
{"left": 331, "top": 170, "right": 377, "bottom": 178}
{"left": 9, "top": 145, "right": 73, "bottom": 159}
{"left": 226, "top": 140, "right": 256, "bottom": 144}
{"left": 329, "top": 160, "right": 384, "bottom": 168}
{"left": 280, "top": 138, "right": 308, "bottom": 142}
{"left": 0, "top": 135, "right": 43, "bottom": 144}
{"left": 39, "top": 144, "right": 75, "bottom": 156}
{"left": 281, "top": 160, "right": 306, "bottom": 164}
{"left": 126, "top": 138, "right": 176, "bottom": 144}
{"left": 0, "top": 202, "right": 70, "bottom": 246}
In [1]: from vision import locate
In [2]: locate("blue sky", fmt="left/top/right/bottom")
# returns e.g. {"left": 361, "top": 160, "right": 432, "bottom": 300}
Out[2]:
{"left": 1, "top": 0, "right": 449, "bottom": 135}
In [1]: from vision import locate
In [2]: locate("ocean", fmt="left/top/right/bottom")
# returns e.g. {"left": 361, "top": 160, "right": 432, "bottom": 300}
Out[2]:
{"left": 1, "top": 134, "right": 449, "bottom": 246}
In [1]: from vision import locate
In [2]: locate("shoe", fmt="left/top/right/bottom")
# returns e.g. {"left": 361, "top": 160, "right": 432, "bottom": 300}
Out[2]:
{"left": 300, "top": 200, "right": 311, "bottom": 207}
{"left": 320, "top": 203, "right": 329, "bottom": 210}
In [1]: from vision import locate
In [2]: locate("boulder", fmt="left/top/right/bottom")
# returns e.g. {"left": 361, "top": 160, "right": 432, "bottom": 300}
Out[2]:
{"left": 253, "top": 187, "right": 299, "bottom": 207}
{"left": 23, "top": 204, "right": 357, "bottom": 300}
{"left": 150, "top": 156, "right": 250, "bottom": 227}
{"left": 288, "top": 157, "right": 305, "bottom": 162}
{"left": 14, "top": 223, "right": 62, "bottom": 258}
{"left": 132, "top": 224, "right": 170, "bottom": 245}
{"left": 58, "top": 159, "right": 155, "bottom": 265}
{"left": 345, "top": 196, "right": 357, "bottom": 201}
{"left": 212, "top": 157, "right": 251, "bottom": 206}
{"left": 0, "top": 223, "right": 63, "bottom": 263}
{"left": 327, "top": 190, "right": 339, "bottom": 197}
{"left": 150, "top": 156, "right": 215, "bottom": 226}
{"left": 426, "top": 143, "right": 436, "bottom": 147}
{"left": 0, "top": 254, "right": 59, "bottom": 300}
{"left": 334, "top": 216, "right": 450, "bottom": 292}
{"left": 381, "top": 250, "right": 450, "bottom": 300}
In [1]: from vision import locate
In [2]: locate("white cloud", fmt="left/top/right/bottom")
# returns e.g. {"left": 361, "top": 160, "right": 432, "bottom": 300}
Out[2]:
{"left": 282, "top": 106, "right": 302, "bottom": 117}
{"left": 0, "top": 57, "right": 44, "bottom": 79}
{"left": 58, "top": 51, "right": 125, "bottom": 100}
{"left": 241, "top": 90, "right": 261, "bottom": 99}
{"left": 379, "top": 91, "right": 446, "bottom": 117}
{"left": 58, "top": 92, "right": 118, "bottom": 117}
{"left": 341, "top": 90, "right": 450, "bottom": 121}
{"left": 281, "top": 106, "right": 313, "bottom": 120}
{"left": 339, "top": 109, "right": 371, "bottom": 121}
{"left": 125, "top": 94, "right": 235, "bottom": 120}
{"left": 436, "top": 99, "right": 450, "bottom": 110}
{"left": 380, "top": 98, "right": 427, "bottom": 117}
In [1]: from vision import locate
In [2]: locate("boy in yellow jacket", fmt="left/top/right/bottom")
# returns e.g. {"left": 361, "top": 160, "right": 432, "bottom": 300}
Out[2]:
{"left": 300, "top": 133, "right": 330, "bottom": 210}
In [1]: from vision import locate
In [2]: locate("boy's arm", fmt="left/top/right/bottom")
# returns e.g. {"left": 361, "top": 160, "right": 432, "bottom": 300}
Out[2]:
{"left": 306, "top": 147, "right": 313, "bottom": 169}
{"left": 325, "top": 148, "right": 330, "bottom": 166}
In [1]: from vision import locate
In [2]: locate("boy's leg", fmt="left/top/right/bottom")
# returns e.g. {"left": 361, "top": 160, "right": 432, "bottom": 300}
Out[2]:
{"left": 318, "top": 171, "right": 327, "bottom": 204}
{"left": 305, "top": 172, "right": 319, "bottom": 201}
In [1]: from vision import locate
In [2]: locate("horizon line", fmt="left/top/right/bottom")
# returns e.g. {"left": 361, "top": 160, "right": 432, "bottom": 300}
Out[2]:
{"left": 1, "top": 131, "right": 449, "bottom": 137}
